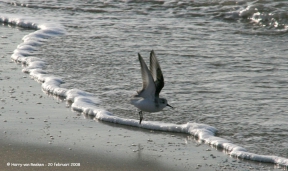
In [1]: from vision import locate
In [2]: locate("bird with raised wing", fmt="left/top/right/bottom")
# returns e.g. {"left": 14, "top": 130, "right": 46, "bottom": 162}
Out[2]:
{"left": 131, "top": 50, "right": 173, "bottom": 124}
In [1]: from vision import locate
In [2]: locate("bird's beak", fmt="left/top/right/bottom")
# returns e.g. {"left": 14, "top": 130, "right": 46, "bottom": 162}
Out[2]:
{"left": 167, "top": 104, "right": 174, "bottom": 109}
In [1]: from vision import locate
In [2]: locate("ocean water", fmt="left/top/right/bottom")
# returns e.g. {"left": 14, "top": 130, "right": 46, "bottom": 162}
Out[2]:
{"left": 1, "top": 0, "right": 288, "bottom": 166}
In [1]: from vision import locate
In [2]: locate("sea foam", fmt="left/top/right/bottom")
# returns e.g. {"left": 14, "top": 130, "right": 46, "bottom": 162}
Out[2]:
{"left": 224, "top": 5, "right": 288, "bottom": 34}
{"left": 1, "top": 14, "right": 288, "bottom": 167}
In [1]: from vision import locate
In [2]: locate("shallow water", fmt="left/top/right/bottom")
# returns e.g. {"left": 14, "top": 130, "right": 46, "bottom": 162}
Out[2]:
{"left": 1, "top": 0, "right": 288, "bottom": 159}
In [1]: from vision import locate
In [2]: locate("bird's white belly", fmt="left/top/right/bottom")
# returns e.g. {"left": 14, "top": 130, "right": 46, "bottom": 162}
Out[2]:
{"left": 131, "top": 98, "right": 164, "bottom": 113}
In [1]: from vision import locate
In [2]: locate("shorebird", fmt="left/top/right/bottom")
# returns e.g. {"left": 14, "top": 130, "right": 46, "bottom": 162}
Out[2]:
{"left": 131, "top": 50, "right": 173, "bottom": 124}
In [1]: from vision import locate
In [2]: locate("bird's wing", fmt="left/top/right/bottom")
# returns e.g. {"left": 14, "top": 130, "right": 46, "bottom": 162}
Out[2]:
{"left": 149, "top": 50, "right": 164, "bottom": 97}
{"left": 136, "top": 53, "right": 156, "bottom": 99}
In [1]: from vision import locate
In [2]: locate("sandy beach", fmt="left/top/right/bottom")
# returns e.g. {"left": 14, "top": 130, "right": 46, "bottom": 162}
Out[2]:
{"left": 0, "top": 72, "right": 282, "bottom": 171}
{"left": 0, "top": 27, "right": 285, "bottom": 171}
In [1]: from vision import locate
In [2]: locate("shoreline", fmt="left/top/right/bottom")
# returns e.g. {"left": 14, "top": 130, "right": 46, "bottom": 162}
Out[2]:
{"left": 0, "top": 25, "right": 285, "bottom": 171}
{"left": 0, "top": 59, "right": 284, "bottom": 171}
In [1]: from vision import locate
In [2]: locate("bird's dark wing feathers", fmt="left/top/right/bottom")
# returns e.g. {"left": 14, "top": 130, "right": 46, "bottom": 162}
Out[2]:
{"left": 150, "top": 50, "right": 164, "bottom": 97}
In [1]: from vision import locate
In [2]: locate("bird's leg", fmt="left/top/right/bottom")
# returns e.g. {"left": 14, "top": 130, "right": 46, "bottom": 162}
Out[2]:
{"left": 139, "top": 111, "right": 143, "bottom": 124}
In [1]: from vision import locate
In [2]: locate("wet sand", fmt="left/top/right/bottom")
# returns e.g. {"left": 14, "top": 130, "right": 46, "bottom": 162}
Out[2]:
{"left": 0, "top": 26, "right": 284, "bottom": 171}
{"left": 0, "top": 72, "right": 282, "bottom": 171}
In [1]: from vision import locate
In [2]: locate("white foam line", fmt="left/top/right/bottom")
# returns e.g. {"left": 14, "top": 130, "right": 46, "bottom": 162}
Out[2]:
{"left": 95, "top": 109, "right": 288, "bottom": 166}
{"left": 1, "top": 14, "right": 288, "bottom": 167}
